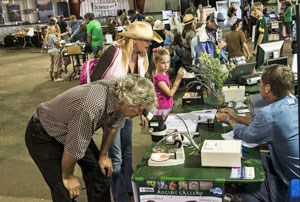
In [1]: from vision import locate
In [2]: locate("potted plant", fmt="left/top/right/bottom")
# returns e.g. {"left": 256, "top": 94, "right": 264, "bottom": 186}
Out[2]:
{"left": 196, "top": 46, "right": 235, "bottom": 106}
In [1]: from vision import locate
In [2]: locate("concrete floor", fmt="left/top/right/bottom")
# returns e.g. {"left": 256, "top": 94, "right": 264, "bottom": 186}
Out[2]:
{"left": 0, "top": 38, "right": 293, "bottom": 202}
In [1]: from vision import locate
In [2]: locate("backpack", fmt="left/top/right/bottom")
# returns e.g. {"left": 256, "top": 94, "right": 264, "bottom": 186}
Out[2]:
{"left": 79, "top": 58, "right": 99, "bottom": 84}
{"left": 79, "top": 44, "right": 118, "bottom": 84}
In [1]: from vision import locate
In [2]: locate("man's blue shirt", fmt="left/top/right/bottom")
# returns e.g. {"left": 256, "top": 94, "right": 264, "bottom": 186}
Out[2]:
{"left": 233, "top": 95, "right": 299, "bottom": 183}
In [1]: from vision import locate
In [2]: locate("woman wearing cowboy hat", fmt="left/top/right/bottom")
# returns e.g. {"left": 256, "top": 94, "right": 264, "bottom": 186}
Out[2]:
{"left": 182, "top": 14, "right": 196, "bottom": 67}
{"left": 90, "top": 21, "right": 162, "bottom": 202}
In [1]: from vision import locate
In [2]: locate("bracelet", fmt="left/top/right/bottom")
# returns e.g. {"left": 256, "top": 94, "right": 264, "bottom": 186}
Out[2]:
{"left": 225, "top": 117, "right": 231, "bottom": 125}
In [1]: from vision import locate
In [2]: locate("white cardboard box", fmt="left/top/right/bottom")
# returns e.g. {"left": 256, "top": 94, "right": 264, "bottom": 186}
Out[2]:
{"left": 222, "top": 86, "right": 245, "bottom": 103}
{"left": 201, "top": 140, "right": 242, "bottom": 167}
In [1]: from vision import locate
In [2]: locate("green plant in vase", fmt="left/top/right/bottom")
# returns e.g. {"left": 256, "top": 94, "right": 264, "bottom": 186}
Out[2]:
{"left": 196, "top": 46, "right": 236, "bottom": 107}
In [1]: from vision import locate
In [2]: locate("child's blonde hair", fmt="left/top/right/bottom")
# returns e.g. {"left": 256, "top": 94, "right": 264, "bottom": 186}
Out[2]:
{"left": 152, "top": 47, "right": 170, "bottom": 64}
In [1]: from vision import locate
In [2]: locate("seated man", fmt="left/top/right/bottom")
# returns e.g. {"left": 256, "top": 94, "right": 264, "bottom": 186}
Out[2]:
{"left": 25, "top": 74, "right": 156, "bottom": 202}
{"left": 216, "top": 64, "right": 299, "bottom": 202}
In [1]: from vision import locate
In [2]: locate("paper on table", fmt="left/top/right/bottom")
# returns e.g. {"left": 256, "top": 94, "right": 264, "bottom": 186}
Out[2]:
{"left": 221, "top": 131, "right": 259, "bottom": 148}
{"left": 165, "top": 113, "right": 199, "bottom": 133}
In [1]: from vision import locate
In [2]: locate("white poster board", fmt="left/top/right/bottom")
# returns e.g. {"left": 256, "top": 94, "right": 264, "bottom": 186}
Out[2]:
{"left": 203, "top": 7, "right": 216, "bottom": 21}
{"left": 216, "top": 1, "right": 228, "bottom": 23}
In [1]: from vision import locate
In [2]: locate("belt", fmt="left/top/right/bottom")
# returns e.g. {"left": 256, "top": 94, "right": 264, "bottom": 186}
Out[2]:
{"left": 32, "top": 115, "right": 48, "bottom": 135}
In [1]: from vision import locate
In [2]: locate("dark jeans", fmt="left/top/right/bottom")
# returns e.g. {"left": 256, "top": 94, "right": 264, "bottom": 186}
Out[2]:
{"left": 237, "top": 153, "right": 288, "bottom": 202}
{"left": 25, "top": 116, "right": 111, "bottom": 202}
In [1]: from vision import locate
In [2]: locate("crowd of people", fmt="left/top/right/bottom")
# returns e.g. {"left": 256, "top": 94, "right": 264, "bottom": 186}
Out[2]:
{"left": 27, "top": 1, "right": 299, "bottom": 202}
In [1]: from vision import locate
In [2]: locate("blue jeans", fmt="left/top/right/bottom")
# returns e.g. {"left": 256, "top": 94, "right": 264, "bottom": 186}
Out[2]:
{"left": 91, "top": 45, "right": 103, "bottom": 56}
{"left": 109, "top": 119, "right": 133, "bottom": 202}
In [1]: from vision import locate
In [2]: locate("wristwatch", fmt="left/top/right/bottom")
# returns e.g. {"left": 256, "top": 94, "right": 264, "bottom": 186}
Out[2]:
{"left": 225, "top": 117, "right": 231, "bottom": 125}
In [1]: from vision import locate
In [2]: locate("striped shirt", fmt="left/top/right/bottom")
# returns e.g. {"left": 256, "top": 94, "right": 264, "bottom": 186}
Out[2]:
{"left": 34, "top": 79, "right": 126, "bottom": 160}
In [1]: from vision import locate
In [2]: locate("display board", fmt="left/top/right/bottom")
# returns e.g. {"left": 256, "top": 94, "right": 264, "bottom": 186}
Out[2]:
{"left": 7, "top": 4, "right": 21, "bottom": 22}
{"left": 216, "top": 1, "right": 228, "bottom": 22}
{"left": 36, "top": 0, "right": 53, "bottom": 23}
{"left": 133, "top": 180, "right": 223, "bottom": 202}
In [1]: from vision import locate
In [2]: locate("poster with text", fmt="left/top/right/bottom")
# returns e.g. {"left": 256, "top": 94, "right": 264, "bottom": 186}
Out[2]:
{"left": 37, "top": 0, "right": 53, "bottom": 11}
{"left": 57, "top": 2, "right": 69, "bottom": 17}
{"left": 135, "top": 180, "right": 223, "bottom": 202}
{"left": 7, "top": 4, "right": 21, "bottom": 22}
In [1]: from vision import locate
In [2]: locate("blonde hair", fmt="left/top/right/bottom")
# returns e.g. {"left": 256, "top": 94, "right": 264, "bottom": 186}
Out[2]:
{"left": 70, "top": 15, "right": 76, "bottom": 20}
{"left": 115, "top": 37, "right": 149, "bottom": 72}
{"left": 152, "top": 47, "right": 170, "bottom": 64}
{"left": 252, "top": 2, "right": 263, "bottom": 12}
{"left": 46, "top": 25, "right": 56, "bottom": 41}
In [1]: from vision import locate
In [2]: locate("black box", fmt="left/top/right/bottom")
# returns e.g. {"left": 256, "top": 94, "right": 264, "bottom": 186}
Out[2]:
{"left": 182, "top": 92, "right": 204, "bottom": 106}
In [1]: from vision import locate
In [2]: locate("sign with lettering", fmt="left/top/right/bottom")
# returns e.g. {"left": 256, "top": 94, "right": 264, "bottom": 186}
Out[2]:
{"left": 93, "top": 3, "right": 116, "bottom": 17}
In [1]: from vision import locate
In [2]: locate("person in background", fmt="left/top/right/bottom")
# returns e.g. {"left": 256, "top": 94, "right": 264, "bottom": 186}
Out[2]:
{"left": 185, "top": 1, "right": 197, "bottom": 16}
{"left": 169, "top": 32, "right": 184, "bottom": 74}
{"left": 241, "top": 0, "right": 251, "bottom": 39}
{"left": 84, "top": 12, "right": 104, "bottom": 58}
{"left": 182, "top": 14, "right": 196, "bottom": 67}
{"left": 69, "top": 15, "right": 83, "bottom": 67}
{"left": 251, "top": 2, "right": 268, "bottom": 56}
{"left": 58, "top": 15, "right": 70, "bottom": 41}
{"left": 46, "top": 23, "right": 63, "bottom": 82}
{"left": 226, "top": 19, "right": 251, "bottom": 65}
{"left": 25, "top": 74, "right": 156, "bottom": 202}
{"left": 196, "top": 3, "right": 205, "bottom": 24}
{"left": 40, "top": 26, "right": 48, "bottom": 53}
{"left": 119, "top": 9, "right": 127, "bottom": 26}
{"left": 69, "top": 15, "right": 82, "bottom": 35}
{"left": 227, "top": 3, "right": 238, "bottom": 27}
{"left": 283, "top": 1, "right": 293, "bottom": 40}
{"left": 152, "top": 47, "right": 185, "bottom": 115}
{"left": 134, "top": 9, "right": 145, "bottom": 21}
{"left": 90, "top": 21, "right": 162, "bottom": 202}
{"left": 145, "top": 16, "right": 154, "bottom": 28}
{"left": 191, "top": 11, "right": 226, "bottom": 67}
{"left": 279, "top": 0, "right": 287, "bottom": 39}
{"left": 153, "top": 20, "right": 166, "bottom": 48}
{"left": 169, "top": 12, "right": 182, "bottom": 34}
{"left": 216, "top": 64, "right": 299, "bottom": 202}
{"left": 107, "top": 18, "right": 117, "bottom": 40}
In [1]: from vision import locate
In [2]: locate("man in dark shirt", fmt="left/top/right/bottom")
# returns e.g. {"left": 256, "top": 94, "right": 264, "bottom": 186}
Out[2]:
{"left": 25, "top": 74, "right": 156, "bottom": 202}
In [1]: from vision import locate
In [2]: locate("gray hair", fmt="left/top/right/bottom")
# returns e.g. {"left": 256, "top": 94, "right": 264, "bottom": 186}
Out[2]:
{"left": 114, "top": 74, "right": 156, "bottom": 109}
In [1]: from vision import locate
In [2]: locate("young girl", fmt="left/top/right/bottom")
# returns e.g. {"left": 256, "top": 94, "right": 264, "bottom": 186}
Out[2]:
{"left": 152, "top": 47, "right": 185, "bottom": 115}
{"left": 46, "top": 24, "right": 63, "bottom": 81}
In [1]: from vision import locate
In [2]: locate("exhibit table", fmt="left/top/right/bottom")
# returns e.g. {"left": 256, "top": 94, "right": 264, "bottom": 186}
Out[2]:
{"left": 132, "top": 100, "right": 265, "bottom": 202}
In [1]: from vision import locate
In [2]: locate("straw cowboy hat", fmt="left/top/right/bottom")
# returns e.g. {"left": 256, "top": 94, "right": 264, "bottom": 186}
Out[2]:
{"left": 182, "top": 14, "right": 195, "bottom": 25}
{"left": 153, "top": 20, "right": 165, "bottom": 31}
{"left": 118, "top": 21, "right": 163, "bottom": 43}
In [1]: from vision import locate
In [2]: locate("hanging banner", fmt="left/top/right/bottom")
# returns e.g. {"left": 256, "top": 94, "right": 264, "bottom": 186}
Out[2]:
{"left": 93, "top": 3, "right": 116, "bottom": 17}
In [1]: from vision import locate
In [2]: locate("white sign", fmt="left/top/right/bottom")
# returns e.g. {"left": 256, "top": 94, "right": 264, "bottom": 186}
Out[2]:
{"left": 93, "top": 3, "right": 116, "bottom": 12}
{"left": 93, "top": 3, "right": 116, "bottom": 17}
